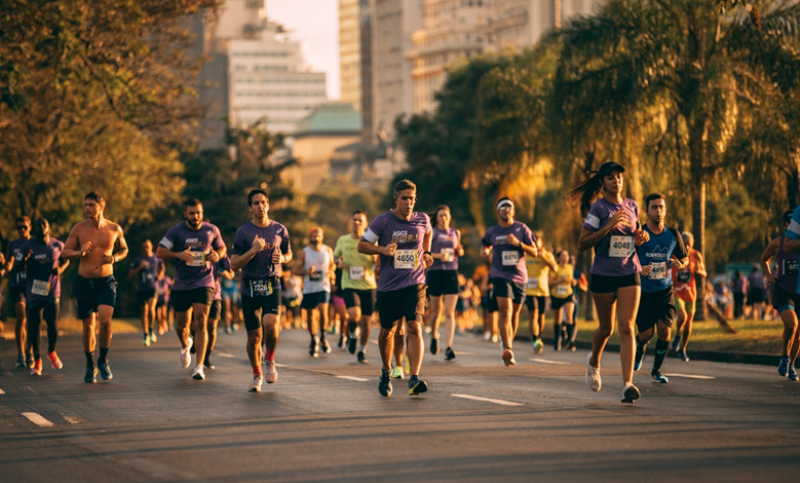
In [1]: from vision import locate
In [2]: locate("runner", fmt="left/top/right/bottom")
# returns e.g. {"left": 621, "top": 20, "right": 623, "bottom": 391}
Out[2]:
{"left": 156, "top": 198, "right": 226, "bottom": 381}
{"left": 230, "top": 189, "right": 291, "bottom": 392}
{"left": 670, "top": 232, "right": 707, "bottom": 361}
{"left": 7, "top": 216, "right": 32, "bottom": 368}
{"left": 548, "top": 250, "right": 575, "bottom": 352}
{"left": 15, "top": 219, "right": 69, "bottom": 375}
{"left": 569, "top": 162, "right": 648, "bottom": 403}
{"left": 330, "top": 267, "right": 349, "bottom": 349}
{"left": 568, "top": 255, "right": 589, "bottom": 350}
{"left": 632, "top": 194, "right": 688, "bottom": 384}
{"left": 155, "top": 263, "right": 173, "bottom": 335}
{"left": 63, "top": 191, "right": 129, "bottom": 383}
{"left": 221, "top": 266, "right": 240, "bottom": 333}
{"left": 334, "top": 210, "right": 377, "bottom": 363}
{"left": 358, "top": 179, "right": 433, "bottom": 397}
{"left": 746, "top": 266, "right": 767, "bottom": 320}
{"left": 760, "top": 211, "right": 800, "bottom": 380}
{"left": 525, "top": 234, "right": 557, "bottom": 354}
{"left": 295, "top": 228, "right": 335, "bottom": 357}
{"left": 480, "top": 198, "right": 538, "bottom": 367}
{"left": 129, "top": 240, "right": 163, "bottom": 346}
{"left": 204, "top": 254, "right": 233, "bottom": 370}
{"left": 424, "top": 205, "right": 464, "bottom": 361}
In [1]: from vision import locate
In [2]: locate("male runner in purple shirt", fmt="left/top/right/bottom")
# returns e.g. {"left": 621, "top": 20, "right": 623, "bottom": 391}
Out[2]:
{"left": 358, "top": 179, "right": 433, "bottom": 397}
{"left": 156, "top": 198, "right": 226, "bottom": 381}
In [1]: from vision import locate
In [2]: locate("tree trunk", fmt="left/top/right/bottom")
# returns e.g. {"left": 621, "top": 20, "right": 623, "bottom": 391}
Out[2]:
{"left": 692, "top": 181, "right": 707, "bottom": 321}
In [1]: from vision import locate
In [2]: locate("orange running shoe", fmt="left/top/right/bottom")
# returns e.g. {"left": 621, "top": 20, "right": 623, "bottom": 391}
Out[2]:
{"left": 31, "top": 359, "right": 42, "bottom": 376}
{"left": 47, "top": 351, "right": 63, "bottom": 370}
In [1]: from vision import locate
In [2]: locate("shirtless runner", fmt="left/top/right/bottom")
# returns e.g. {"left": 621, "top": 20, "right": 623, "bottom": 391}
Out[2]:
{"left": 63, "top": 192, "right": 129, "bottom": 383}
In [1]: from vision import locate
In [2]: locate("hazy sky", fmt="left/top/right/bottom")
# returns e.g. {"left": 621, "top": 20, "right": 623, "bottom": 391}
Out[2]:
{"left": 267, "top": 1, "right": 341, "bottom": 100}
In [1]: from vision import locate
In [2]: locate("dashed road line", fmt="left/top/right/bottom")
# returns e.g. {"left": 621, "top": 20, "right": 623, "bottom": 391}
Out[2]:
{"left": 528, "top": 358, "right": 570, "bottom": 365}
{"left": 451, "top": 394, "right": 523, "bottom": 407}
{"left": 664, "top": 373, "right": 715, "bottom": 380}
{"left": 336, "top": 376, "right": 369, "bottom": 382}
{"left": 22, "top": 412, "right": 54, "bottom": 427}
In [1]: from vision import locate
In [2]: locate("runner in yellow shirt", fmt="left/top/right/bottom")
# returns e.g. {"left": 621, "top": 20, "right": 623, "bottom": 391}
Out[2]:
{"left": 548, "top": 251, "right": 575, "bottom": 352}
{"left": 525, "top": 234, "right": 557, "bottom": 353}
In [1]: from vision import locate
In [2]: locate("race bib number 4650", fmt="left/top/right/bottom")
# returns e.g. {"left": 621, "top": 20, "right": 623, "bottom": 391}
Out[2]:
{"left": 394, "top": 250, "right": 417, "bottom": 270}
{"left": 187, "top": 251, "right": 206, "bottom": 267}
{"left": 609, "top": 236, "right": 633, "bottom": 258}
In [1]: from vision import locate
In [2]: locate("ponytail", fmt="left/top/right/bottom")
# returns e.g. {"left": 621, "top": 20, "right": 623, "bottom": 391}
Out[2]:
{"left": 568, "top": 172, "right": 604, "bottom": 216}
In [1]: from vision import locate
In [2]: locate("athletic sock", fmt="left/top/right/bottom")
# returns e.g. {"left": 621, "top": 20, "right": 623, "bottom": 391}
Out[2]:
{"left": 533, "top": 335, "right": 541, "bottom": 342}
{"left": 653, "top": 338, "right": 669, "bottom": 372}
{"left": 85, "top": 351, "right": 94, "bottom": 367}
{"left": 359, "top": 345, "right": 367, "bottom": 353}
{"left": 565, "top": 324, "right": 575, "bottom": 343}
{"left": 553, "top": 324, "right": 561, "bottom": 348}
{"left": 253, "top": 365, "right": 262, "bottom": 375}
{"left": 264, "top": 348, "right": 275, "bottom": 362}
{"left": 98, "top": 346, "right": 109, "bottom": 365}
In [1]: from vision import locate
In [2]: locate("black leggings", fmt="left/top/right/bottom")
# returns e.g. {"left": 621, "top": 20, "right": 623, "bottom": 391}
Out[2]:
{"left": 27, "top": 300, "right": 59, "bottom": 360}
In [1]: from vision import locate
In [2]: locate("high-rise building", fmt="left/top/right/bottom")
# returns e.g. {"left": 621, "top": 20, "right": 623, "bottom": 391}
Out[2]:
{"left": 359, "top": 2, "right": 375, "bottom": 145}
{"left": 339, "top": 0, "right": 370, "bottom": 111}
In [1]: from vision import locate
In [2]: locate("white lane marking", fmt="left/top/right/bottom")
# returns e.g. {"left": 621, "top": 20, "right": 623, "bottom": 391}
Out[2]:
{"left": 275, "top": 363, "right": 287, "bottom": 368}
{"left": 372, "top": 339, "right": 379, "bottom": 345}
{"left": 528, "top": 358, "right": 570, "bottom": 365}
{"left": 451, "top": 394, "right": 523, "bottom": 407}
{"left": 0, "top": 388, "right": 5, "bottom": 395}
{"left": 22, "top": 412, "right": 54, "bottom": 427}
{"left": 217, "top": 352, "right": 236, "bottom": 359}
{"left": 664, "top": 373, "right": 716, "bottom": 380}
{"left": 336, "top": 376, "right": 369, "bottom": 382}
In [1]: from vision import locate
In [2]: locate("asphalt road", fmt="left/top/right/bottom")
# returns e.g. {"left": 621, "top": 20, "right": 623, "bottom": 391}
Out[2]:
{"left": 1, "top": 325, "right": 798, "bottom": 482}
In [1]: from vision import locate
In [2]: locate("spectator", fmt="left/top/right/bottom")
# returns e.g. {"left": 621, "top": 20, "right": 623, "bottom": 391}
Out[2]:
{"left": 731, "top": 270, "right": 748, "bottom": 319}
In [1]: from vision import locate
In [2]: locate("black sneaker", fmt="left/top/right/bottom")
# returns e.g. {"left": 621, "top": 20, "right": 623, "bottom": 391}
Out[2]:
{"left": 337, "top": 335, "right": 344, "bottom": 349}
{"left": 310, "top": 339, "right": 319, "bottom": 358}
{"left": 357, "top": 350, "right": 368, "bottom": 363}
{"left": 84, "top": 365, "right": 98, "bottom": 383}
{"left": 348, "top": 337, "right": 358, "bottom": 355}
{"left": 16, "top": 355, "right": 25, "bottom": 368}
{"left": 430, "top": 338, "right": 439, "bottom": 356}
{"left": 445, "top": 347, "right": 456, "bottom": 361}
{"left": 634, "top": 342, "right": 647, "bottom": 372}
{"left": 408, "top": 375, "right": 428, "bottom": 396}
{"left": 25, "top": 353, "right": 34, "bottom": 369}
{"left": 651, "top": 370, "right": 669, "bottom": 384}
{"left": 378, "top": 368, "right": 392, "bottom": 397}
{"left": 320, "top": 338, "right": 332, "bottom": 354}
{"left": 204, "top": 358, "right": 215, "bottom": 370}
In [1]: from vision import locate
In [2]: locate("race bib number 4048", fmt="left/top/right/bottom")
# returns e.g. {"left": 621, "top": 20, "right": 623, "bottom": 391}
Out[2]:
{"left": 609, "top": 236, "right": 633, "bottom": 258}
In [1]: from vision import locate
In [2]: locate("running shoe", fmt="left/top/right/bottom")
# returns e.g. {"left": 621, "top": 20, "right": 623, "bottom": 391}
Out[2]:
{"left": 192, "top": 365, "right": 205, "bottom": 380}
{"left": 621, "top": 383, "right": 641, "bottom": 404}
{"left": 84, "top": 365, "right": 97, "bottom": 384}
{"left": 483, "top": 331, "right": 492, "bottom": 342}
{"left": 445, "top": 347, "right": 456, "bottom": 361}
{"left": 337, "top": 334, "right": 344, "bottom": 350}
{"left": 143, "top": 334, "right": 151, "bottom": 347}
{"left": 392, "top": 366, "right": 404, "bottom": 379}
{"left": 264, "top": 361, "right": 278, "bottom": 384}
{"left": 779, "top": 356, "right": 791, "bottom": 377}
{"left": 30, "top": 359, "right": 42, "bottom": 376}
{"left": 403, "top": 354, "right": 410, "bottom": 374}
{"left": 16, "top": 355, "right": 25, "bottom": 368}
{"left": 99, "top": 361, "right": 113, "bottom": 380}
{"left": 204, "top": 358, "right": 215, "bottom": 370}
{"left": 357, "top": 350, "right": 368, "bottom": 364}
{"left": 379, "top": 368, "right": 393, "bottom": 397}
{"left": 430, "top": 337, "right": 439, "bottom": 355}
{"left": 47, "top": 351, "right": 63, "bottom": 370}
{"left": 502, "top": 348, "right": 516, "bottom": 367}
{"left": 321, "top": 338, "right": 332, "bottom": 354}
{"left": 180, "top": 337, "right": 193, "bottom": 368}
{"left": 678, "top": 349, "right": 690, "bottom": 362}
{"left": 408, "top": 375, "right": 427, "bottom": 396}
{"left": 309, "top": 338, "right": 319, "bottom": 357}
{"left": 26, "top": 353, "right": 33, "bottom": 369}
{"left": 348, "top": 337, "right": 358, "bottom": 355}
{"left": 585, "top": 353, "right": 601, "bottom": 392}
{"left": 670, "top": 335, "right": 681, "bottom": 352}
{"left": 788, "top": 365, "right": 798, "bottom": 382}
{"left": 491, "top": 334, "right": 499, "bottom": 343}
{"left": 568, "top": 342, "right": 577, "bottom": 352}
{"left": 249, "top": 374, "right": 263, "bottom": 392}
{"left": 651, "top": 370, "right": 669, "bottom": 384}
{"left": 533, "top": 339, "right": 544, "bottom": 354}
{"left": 224, "top": 326, "right": 232, "bottom": 334}
{"left": 634, "top": 342, "right": 647, "bottom": 372}
{"left": 150, "top": 332, "right": 157, "bottom": 344}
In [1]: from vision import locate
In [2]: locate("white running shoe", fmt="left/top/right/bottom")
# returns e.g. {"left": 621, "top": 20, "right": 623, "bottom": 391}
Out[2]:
{"left": 180, "top": 336, "right": 193, "bottom": 368}
{"left": 621, "top": 383, "right": 641, "bottom": 404}
{"left": 264, "top": 361, "right": 278, "bottom": 384}
{"left": 249, "top": 374, "right": 263, "bottom": 392}
{"left": 483, "top": 331, "right": 492, "bottom": 342}
{"left": 585, "top": 353, "right": 602, "bottom": 392}
{"left": 192, "top": 365, "right": 205, "bottom": 380}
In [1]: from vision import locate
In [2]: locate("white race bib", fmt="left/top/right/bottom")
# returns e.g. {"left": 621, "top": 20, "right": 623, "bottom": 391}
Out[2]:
{"left": 527, "top": 277, "right": 539, "bottom": 290}
{"left": 649, "top": 262, "right": 668, "bottom": 280}
{"left": 349, "top": 266, "right": 365, "bottom": 280}
{"left": 609, "top": 236, "right": 634, "bottom": 258}
{"left": 502, "top": 251, "right": 519, "bottom": 266}
{"left": 440, "top": 248, "right": 455, "bottom": 263}
{"left": 394, "top": 250, "right": 417, "bottom": 270}
{"left": 31, "top": 279, "right": 50, "bottom": 296}
{"left": 187, "top": 251, "right": 206, "bottom": 267}
{"left": 555, "top": 285, "right": 569, "bottom": 297}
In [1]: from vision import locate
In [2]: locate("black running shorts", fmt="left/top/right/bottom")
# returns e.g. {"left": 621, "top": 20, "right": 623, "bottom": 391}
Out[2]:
{"left": 377, "top": 284, "right": 427, "bottom": 329}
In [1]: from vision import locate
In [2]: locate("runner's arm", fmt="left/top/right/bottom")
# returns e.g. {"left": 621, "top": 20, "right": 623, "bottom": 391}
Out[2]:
{"left": 62, "top": 225, "right": 83, "bottom": 260}
{"left": 358, "top": 241, "right": 390, "bottom": 257}
{"left": 542, "top": 251, "right": 558, "bottom": 271}
{"left": 695, "top": 252, "right": 707, "bottom": 278}
{"left": 55, "top": 258, "right": 70, "bottom": 276}
{"left": 759, "top": 239, "right": 778, "bottom": 285}
{"left": 292, "top": 249, "right": 308, "bottom": 276}
{"left": 109, "top": 225, "right": 129, "bottom": 264}
{"left": 578, "top": 226, "right": 610, "bottom": 252}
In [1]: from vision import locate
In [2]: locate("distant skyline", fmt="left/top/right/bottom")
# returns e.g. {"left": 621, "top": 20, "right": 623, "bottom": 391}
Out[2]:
{"left": 267, "top": 1, "right": 341, "bottom": 100}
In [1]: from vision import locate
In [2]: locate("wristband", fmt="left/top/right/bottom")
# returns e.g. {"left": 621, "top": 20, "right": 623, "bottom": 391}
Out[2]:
{"left": 423, "top": 251, "right": 432, "bottom": 257}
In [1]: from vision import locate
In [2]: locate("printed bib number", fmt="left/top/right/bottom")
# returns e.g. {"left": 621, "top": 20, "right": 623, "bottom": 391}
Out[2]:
{"left": 527, "top": 278, "right": 539, "bottom": 290}
{"left": 676, "top": 271, "right": 692, "bottom": 283}
{"left": 394, "top": 250, "right": 417, "bottom": 270}
{"left": 555, "top": 285, "right": 569, "bottom": 297}
{"left": 249, "top": 279, "right": 273, "bottom": 297}
{"left": 349, "top": 266, "right": 365, "bottom": 280}
{"left": 649, "top": 262, "right": 668, "bottom": 280}
{"left": 609, "top": 236, "right": 633, "bottom": 258}
{"left": 142, "top": 272, "right": 154, "bottom": 283}
{"left": 502, "top": 251, "right": 519, "bottom": 266}
{"left": 784, "top": 260, "right": 799, "bottom": 276}
{"left": 309, "top": 271, "right": 322, "bottom": 282}
{"left": 440, "top": 248, "right": 455, "bottom": 263}
{"left": 187, "top": 251, "right": 206, "bottom": 267}
{"left": 31, "top": 279, "right": 50, "bottom": 296}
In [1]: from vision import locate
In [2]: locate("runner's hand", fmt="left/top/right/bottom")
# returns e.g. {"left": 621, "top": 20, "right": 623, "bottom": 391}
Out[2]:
{"left": 177, "top": 249, "right": 195, "bottom": 264}
{"left": 252, "top": 235, "right": 266, "bottom": 252}
{"left": 507, "top": 234, "right": 521, "bottom": 247}
{"left": 634, "top": 229, "right": 649, "bottom": 246}
{"left": 606, "top": 210, "right": 630, "bottom": 232}
{"left": 766, "top": 273, "right": 778, "bottom": 287}
{"left": 141, "top": 261, "right": 150, "bottom": 270}
{"left": 80, "top": 241, "right": 94, "bottom": 257}
{"left": 641, "top": 265, "right": 652, "bottom": 277}
{"left": 422, "top": 252, "right": 433, "bottom": 269}
{"left": 25, "top": 249, "right": 33, "bottom": 260}
{"left": 383, "top": 243, "right": 397, "bottom": 257}
{"left": 480, "top": 248, "right": 491, "bottom": 262}
{"left": 272, "top": 250, "right": 282, "bottom": 265}
{"left": 101, "top": 254, "right": 115, "bottom": 265}
{"left": 207, "top": 250, "right": 220, "bottom": 263}
{"left": 337, "top": 258, "right": 347, "bottom": 269}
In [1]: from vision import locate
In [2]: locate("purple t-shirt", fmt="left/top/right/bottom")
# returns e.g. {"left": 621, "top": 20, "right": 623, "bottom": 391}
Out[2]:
{"left": 156, "top": 277, "right": 173, "bottom": 303}
{"left": 232, "top": 220, "right": 291, "bottom": 294}
{"left": 8, "top": 238, "right": 29, "bottom": 288}
{"left": 583, "top": 198, "right": 642, "bottom": 276}
{"left": 213, "top": 255, "right": 232, "bottom": 301}
{"left": 158, "top": 221, "right": 225, "bottom": 291}
{"left": 131, "top": 255, "right": 162, "bottom": 292}
{"left": 20, "top": 238, "right": 64, "bottom": 301}
{"left": 361, "top": 211, "right": 431, "bottom": 292}
{"left": 481, "top": 222, "right": 535, "bottom": 284}
{"left": 430, "top": 227, "right": 460, "bottom": 271}
{"left": 747, "top": 271, "right": 765, "bottom": 291}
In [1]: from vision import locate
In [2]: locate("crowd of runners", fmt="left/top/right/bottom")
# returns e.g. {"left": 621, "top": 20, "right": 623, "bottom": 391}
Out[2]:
{"left": 3, "top": 163, "right": 800, "bottom": 403}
